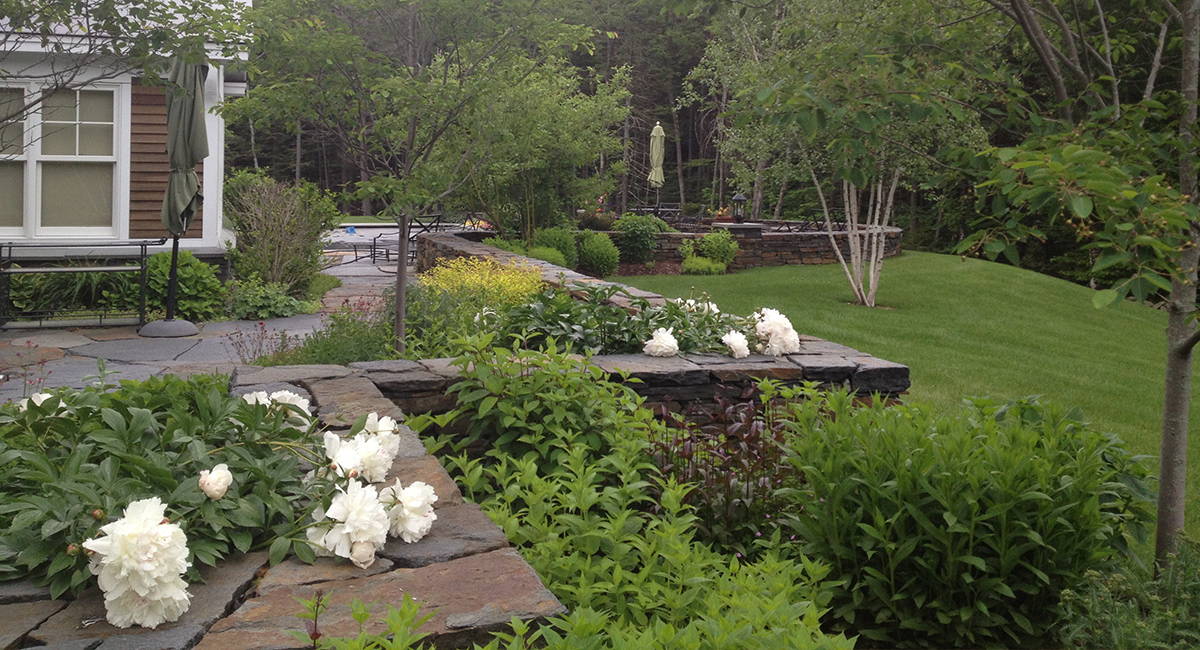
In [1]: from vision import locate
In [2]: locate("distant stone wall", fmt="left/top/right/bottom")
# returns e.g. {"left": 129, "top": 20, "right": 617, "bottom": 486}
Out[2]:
{"left": 417, "top": 225, "right": 901, "bottom": 275}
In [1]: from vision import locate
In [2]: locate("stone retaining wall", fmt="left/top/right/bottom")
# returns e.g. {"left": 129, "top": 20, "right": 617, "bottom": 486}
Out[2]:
{"left": 416, "top": 224, "right": 902, "bottom": 274}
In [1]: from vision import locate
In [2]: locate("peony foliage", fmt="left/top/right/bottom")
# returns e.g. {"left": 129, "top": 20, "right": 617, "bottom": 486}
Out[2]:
{"left": 0, "top": 370, "right": 436, "bottom": 605}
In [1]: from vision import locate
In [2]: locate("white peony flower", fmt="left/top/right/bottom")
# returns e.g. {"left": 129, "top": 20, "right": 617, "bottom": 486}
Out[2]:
{"left": 18, "top": 392, "right": 60, "bottom": 413}
{"left": 676, "top": 298, "right": 720, "bottom": 315}
{"left": 363, "top": 413, "right": 402, "bottom": 458}
{"left": 240, "top": 391, "right": 271, "bottom": 406}
{"left": 323, "top": 430, "right": 397, "bottom": 483}
{"left": 349, "top": 433, "right": 392, "bottom": 484}
{"left": 349, "top": 541, "right": 376, "bottom": 570}
{"left": 82, "top": 497, "right": 191, "bottom": 629}
{"left": 363, "top": 412, "right": 398, "bottom": 435}
{"left": 310, "top": 481, "right": 389, "bottom": 568}
{"left": 198, "top": 464, "right": 233, "bottom": 500}
{"left": 643, "top": 327, "right": 679, "bottom": 357}
{"left": 380, "top": 480, "right": 438, "bottom": 543}
{"left": 270, "top": 390, "right": 311, "bottom": 415}
{"left": 100, "top": 576, "right": 190, "bottom": 629}
{"left": 722, "top": 331, "right": 750, "bottom": 359}
{"left": 305, "top": 506, "right": 335, "bottom": 558}
{"left": 755, "top": 308, "right": 801, "bottom": 356}
{"left": 323, "top": 432, "right": 362, "bottom": 478}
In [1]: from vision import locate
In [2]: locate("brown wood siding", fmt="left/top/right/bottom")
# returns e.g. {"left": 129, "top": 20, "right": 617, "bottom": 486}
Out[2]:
{"left": 128, "top": 80, "right": 204, "bottom": 238}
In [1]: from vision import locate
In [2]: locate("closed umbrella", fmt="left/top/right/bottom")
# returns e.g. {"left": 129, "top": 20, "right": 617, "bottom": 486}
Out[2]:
{"left": 647, "top": 121, "right": 665, "bottom": 203}
{"left": 140, "top": 58, "right": 208, "bottom": 338}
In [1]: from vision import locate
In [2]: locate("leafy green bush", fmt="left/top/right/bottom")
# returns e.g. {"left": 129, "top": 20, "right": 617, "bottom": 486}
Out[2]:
{"left": 680, "top": 230, "right": 738, "bottom": 266}
{"left": 413, "top": 341, "right": 852, "bottom": 650}
{"left": 266, "top": 300, "right": 393, "bottom": 365}
{"left": 682, "top": 255, "right": 726, "bottom": 275}
{"left": 775, "top": 389, "right": 1154, "bottom": 648}
{"left": 143, "top": 250, "right": 226, "bottom": 322}
{"left": 526, "top": 245, "right": 567, "bottom": 267}
{"left": 227, "top": 275, "right": 315, "bottom": 320}
{"left": 224, "top": 169, "right": 340, "bottom": 297}
{"left": 612, "top": 214, "right": 663, "bottom": 264}
{"left": 0, "top": 371, "right": 318, "bottom": 597}
{"left": 1058, "top": 537, "right": 1200, "bottom": 649}
{"left": 577, "top": 231, "right": 620, "bottom": 277}
{"left": 481, "top": 236, "right": 527, "bottom": 255}
{"left": 697, "top": 229, "right": 738, "bottom": 265}
{"left": 531, "top": 226, "right": 578, "bottom": 268}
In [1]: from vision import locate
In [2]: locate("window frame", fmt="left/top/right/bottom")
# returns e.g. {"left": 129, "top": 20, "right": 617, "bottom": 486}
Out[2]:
{"left": 0, "top": 80, "right": 131, "bottom": 240}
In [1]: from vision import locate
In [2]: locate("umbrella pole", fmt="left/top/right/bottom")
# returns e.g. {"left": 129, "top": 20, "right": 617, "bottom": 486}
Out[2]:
{"left": 139, "top": 235, "right": 197, "bottom": 337}
{"left": 165, "top": 235, "right": 180, "bottom": 321}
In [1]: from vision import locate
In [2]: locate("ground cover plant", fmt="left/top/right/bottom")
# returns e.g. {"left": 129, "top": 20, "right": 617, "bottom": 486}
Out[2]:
{"left": 1057, "top": 536, "right": 1200, "bottom": 649}
{"left": 617, "top": 250, "right": 1200, "bottom": 537}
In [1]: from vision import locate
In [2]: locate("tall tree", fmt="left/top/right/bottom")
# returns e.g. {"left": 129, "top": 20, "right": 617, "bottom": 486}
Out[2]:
{"left": 228, "top": 0, "right": 591, "bottom": 352}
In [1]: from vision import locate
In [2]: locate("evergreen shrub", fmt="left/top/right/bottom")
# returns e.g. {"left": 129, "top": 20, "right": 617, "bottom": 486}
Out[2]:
{"left": 577, "top": 231, "right": 620, "bottom": 277}
{"left": 531, "top": 226, "right": 578, "bottom": 268}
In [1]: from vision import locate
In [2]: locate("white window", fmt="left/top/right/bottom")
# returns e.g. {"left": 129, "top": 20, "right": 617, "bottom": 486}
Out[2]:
{"left": 0, "top": 84, "right": 126, "bottom": 238}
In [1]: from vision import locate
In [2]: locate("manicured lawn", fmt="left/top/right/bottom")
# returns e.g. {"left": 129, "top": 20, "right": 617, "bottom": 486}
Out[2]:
{"left": 338, "top": 214, "right": 396, "bottom": 225}
{"left": 618, "top": 250, "right": 1200, "bottom": 536}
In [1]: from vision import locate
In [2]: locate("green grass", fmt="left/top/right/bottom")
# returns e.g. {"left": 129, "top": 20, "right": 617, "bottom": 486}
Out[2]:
{"left": 339, "top": 214, "right": 396, "bottom": 225}
{"left": 617, "top": 250, "right": 1200, "bottom": 537}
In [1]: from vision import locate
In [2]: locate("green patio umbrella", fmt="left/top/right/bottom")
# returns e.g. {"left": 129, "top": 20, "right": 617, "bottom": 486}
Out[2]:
{"left": 140, "top": 58, "right": 208, "bottom": 338}
{"left": 647, "top": 121, "right": 665, "bottom": 202}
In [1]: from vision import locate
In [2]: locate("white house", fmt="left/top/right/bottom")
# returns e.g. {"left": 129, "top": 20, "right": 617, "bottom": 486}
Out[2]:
{"left": 0, "top": 7, "right": 247, "bottom": 261}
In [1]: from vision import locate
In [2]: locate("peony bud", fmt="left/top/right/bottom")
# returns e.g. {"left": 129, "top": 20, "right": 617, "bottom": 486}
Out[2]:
{"left": 349, "top": 541, "right": 376, "bottom": 569}
{"left": 198, "top": 463, "right": 233, "bottom": 500}
{"left": 66, "top": 544, "right": 79, "bottom": 556}
{"left": 91, "top": 509, "right": 104, "bottom": 521}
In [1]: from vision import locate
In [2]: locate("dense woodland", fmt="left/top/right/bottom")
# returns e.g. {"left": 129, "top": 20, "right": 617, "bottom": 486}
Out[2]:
{"left": 225, "top": 0, "right": 1194, "bottom": 289}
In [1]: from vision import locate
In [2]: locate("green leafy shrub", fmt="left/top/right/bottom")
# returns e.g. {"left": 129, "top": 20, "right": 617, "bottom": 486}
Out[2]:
{"left": 697, "top": 229, "right": 738, "bottom": 265}
{"left": 577, "top": 231, "right": 620, "bottom": 277}
{"left": 414, "top": 341, "right": 852, "bottom": 649}
{"left": 266, "top": 299, "right": 393, "bottom": 365}
{"left": 682, "top": 256, "right": 726, "bottom": 275}
{"left": 680, "top": 230, "right": 738, "bottom": 267}
{"left": 612, "top": 214, "right": 663, "bottom": 264}
{"left": 224, "top": 169, "right": 340, "bottom": 297}
{"left": 501, "top": 283, "right": 638, "bottom": 354}
{"left": 1058, "top": 537, "right": 1200, "bottom": 649}
{"left": 531, "top": 226, "right": 578, "bottom": 268}
{"left": 144, "top": 250, "right": 226, "bottom": 322}
{"left": 0, "top": 371, "right": 319, "bottom": 597}
{"left": 776, "top": 389, "right": 1154, "bottom": 648}
{"left": 441, "top": 337, "right": 643, "bottom": 464}
{"left": 526, "top": 245, "right": 567, "bottom": 267}
{"left": 227, "top": 275, "right": 315, "bottom": 320}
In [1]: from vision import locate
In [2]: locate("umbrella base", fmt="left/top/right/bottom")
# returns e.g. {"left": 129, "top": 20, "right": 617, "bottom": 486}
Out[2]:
{"left": 139, "top": 319, "right": 200, "bottom": 338}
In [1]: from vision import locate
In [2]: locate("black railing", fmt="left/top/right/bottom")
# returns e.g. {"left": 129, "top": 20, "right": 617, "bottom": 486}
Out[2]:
{"left": 0, "top": 239, "right": 167, "bottom": 328}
